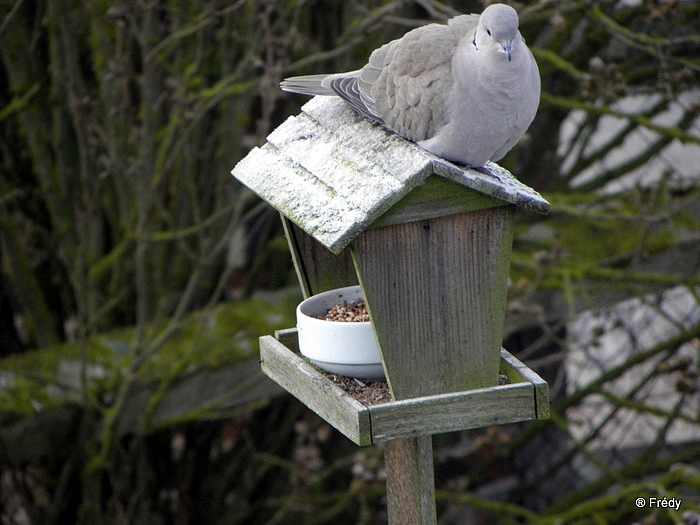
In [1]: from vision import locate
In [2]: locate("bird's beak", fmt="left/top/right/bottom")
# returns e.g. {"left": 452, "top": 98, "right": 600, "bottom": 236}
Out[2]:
{"left": 502, "top": 40, "right": 513, "bottom": 62}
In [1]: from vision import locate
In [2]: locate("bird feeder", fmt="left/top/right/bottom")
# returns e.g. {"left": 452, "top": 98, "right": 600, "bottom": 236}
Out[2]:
{"left": 231, "top": 95, "right": 550, "bottom": 521}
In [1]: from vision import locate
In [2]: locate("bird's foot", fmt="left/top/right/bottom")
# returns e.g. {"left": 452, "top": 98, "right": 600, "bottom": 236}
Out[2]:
{"left": 474, "top": 165, "right": 502, "bottom": 182}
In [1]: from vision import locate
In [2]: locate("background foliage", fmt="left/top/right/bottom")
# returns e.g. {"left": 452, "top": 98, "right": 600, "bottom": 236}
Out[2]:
{"left": 1, "top": 0, "right": 699, "bottom": 524}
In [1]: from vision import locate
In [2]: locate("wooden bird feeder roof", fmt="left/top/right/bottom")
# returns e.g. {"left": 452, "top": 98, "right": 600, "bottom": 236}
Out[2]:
{"left": 231, "top": 96, "right": 549, "bottom": 255}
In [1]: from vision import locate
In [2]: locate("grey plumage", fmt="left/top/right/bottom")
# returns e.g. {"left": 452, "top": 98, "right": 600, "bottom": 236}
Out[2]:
{"left": 281, "top": 3, "right": 540, "bottom": 167}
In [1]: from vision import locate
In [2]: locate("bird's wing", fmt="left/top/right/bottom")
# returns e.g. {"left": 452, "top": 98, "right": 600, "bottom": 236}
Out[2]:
{"left": 356, "top": 15, "right": 479, "bottom": 142}
{"left": 281, "top": 15, "right": 481, "bottom": 141}
{"left": 327, "top": 72, "right": 382, "bottom": 122}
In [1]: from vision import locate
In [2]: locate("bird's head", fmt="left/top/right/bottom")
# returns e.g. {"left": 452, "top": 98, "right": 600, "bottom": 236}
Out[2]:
{"left": 474, "top": 3, "right": 521, "bottom": 62}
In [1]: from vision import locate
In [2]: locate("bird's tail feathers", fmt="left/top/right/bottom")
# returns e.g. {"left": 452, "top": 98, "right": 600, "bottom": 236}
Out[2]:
{"left": 280, "top": 74, "right": 336, "bottom": 96}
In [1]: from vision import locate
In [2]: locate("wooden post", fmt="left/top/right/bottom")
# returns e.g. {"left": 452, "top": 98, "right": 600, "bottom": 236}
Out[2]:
{"left": 385, "top": 436, "right": 436, "bottom": 525}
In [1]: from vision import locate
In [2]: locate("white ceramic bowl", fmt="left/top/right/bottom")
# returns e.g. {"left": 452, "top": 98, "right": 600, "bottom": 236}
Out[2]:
{"left": 296, "top": 285, "right": 385, "bottom": 379}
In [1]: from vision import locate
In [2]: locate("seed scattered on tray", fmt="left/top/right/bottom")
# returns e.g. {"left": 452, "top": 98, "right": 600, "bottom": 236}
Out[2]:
{"left": 323, "top": 372, "right": 510, "bottom": 407}
{"left": 325, "top": 373, "right": 392, "bottom": 405}
{"left": 316, "top": 300, "right": 370, "bottom": 322}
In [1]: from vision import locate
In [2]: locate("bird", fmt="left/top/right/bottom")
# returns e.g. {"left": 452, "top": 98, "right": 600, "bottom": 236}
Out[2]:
{"left": 280, "top": 3, "right": 540, "bottom": 168}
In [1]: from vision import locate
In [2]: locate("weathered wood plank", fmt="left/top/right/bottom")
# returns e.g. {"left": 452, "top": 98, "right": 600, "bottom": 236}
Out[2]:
{"left": 352, "top": 206, "right": 515, "bottom": 399}
{"left": 534, "top": 380, "right": 550, "bottom": 420}
{"left": 259, "top": 335, "right": 371, "bottom": 445}
{"left": 232, "top": 144, "right": 364, "bottom": 252}
{"left": 266, "top": 109, "right": 407, "bottom": 213}
{"left": 299, "top": 97, "right": 435, "bottom": 185}
{"left": 500, "top": 348, "right": 533, "bottom": 382}
{"left": 369, "top": 383, "right": 536, "bottom": 442}
{"left": 500, "top": 348, "right": 550, "bottom": 419}
{"left": 371, "top": 176, "right": 507, "bottom": 229}
{"left": 274, "top": 328, "right": 300, "bottom": 352}
{"left": 282, "top": 217, "right": 358, "bottom": 298}
{"left": 281, "top": 215, "right": 313, "bottom": 298}
{"left": 431, "top": 160, "right": 550, "bottom": 216}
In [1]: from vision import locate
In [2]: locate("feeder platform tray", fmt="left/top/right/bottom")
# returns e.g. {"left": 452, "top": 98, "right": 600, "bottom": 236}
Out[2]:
{"left": 261, "top": 329, "right": 549, "bottom": 447}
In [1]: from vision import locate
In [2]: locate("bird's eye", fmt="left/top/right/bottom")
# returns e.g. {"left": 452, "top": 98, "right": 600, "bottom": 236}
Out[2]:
{"left": 487, "top": 29, "right": 492, "bottom": 36}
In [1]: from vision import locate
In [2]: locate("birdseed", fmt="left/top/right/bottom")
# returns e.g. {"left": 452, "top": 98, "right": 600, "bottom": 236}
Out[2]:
{"left": 316, "top": 300, "right": 370, "bottom": 322}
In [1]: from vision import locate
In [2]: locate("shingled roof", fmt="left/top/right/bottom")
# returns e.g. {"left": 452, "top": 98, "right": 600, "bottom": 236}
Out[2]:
{"left": 231, "top": 96, "right": 549, "bottom": 254}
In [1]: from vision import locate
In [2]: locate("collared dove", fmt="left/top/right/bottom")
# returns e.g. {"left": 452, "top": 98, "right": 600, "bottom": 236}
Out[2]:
{"left": 281, "top": 3, "right": 540, "bottom": 167}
